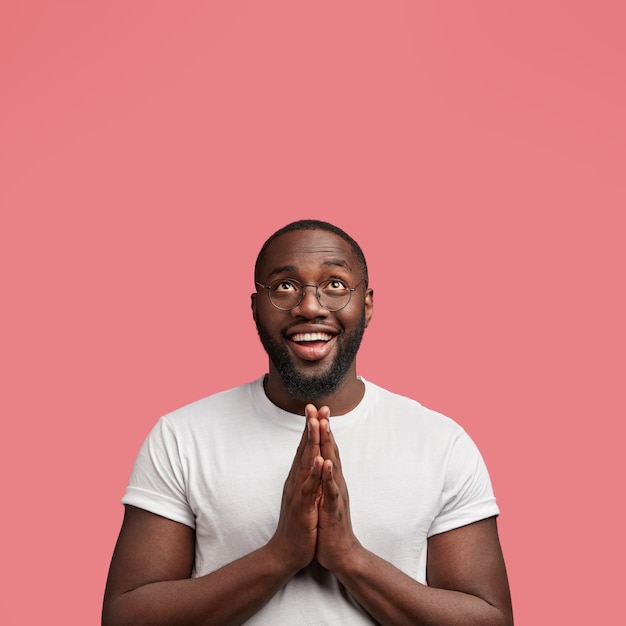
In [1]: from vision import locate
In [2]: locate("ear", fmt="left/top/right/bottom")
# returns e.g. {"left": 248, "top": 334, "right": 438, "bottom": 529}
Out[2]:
{"left": 363, "top": 288, "right": 374, "bottom": 328}
{"left": 251, "top": 292, "right": 258, "bottom": 323}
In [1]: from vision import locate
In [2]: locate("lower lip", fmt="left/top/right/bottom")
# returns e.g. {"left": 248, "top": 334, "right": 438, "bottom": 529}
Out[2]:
{"left": 288, "top": 337, "right": 335, "bottom": 361}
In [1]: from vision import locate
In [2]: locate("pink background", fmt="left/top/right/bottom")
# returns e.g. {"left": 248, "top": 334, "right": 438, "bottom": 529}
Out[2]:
{"left": 1, "top": 2, "right": 624, "bottom": 623}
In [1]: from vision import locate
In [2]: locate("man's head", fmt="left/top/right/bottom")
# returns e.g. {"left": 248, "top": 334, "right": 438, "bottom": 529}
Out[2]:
{"left": 252, "top": 221, "right": 373, "bottom": 407}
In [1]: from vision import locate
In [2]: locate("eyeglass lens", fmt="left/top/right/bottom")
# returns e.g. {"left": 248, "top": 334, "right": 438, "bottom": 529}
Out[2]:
{"left": 268, "top": 279, "right": 352, "bottom": 311}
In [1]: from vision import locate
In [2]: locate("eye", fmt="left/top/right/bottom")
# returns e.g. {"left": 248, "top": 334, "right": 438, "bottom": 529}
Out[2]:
{"left": 272, "top": 280, "right": 298, "bottom": 293}
{"left": 323, "top": 279, "right": 349, "bottom": 292}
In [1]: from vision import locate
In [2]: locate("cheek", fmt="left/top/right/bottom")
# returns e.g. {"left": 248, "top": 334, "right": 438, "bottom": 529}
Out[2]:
{"left": 335, "top": 315, "right": 359, "bottom": 335}
{"left": 342, "top": 301, "right": 367, "bottom": 325}
{"left": 254, "top": 306, "right": 284, "bottom": 332}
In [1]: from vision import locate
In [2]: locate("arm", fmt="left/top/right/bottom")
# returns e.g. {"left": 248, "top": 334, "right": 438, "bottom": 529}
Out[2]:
{"left": 315, "top": 414, "right": 513, "bottom": 626}
{"left": 102, "top": 407, "right": 327, "bottom": 626}
{"left": 102, "top": 506, "right": 294, "bottom": 626}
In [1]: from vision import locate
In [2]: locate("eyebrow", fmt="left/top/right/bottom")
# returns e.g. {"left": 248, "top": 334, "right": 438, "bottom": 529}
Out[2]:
{"left": 321, "top": 259, "right": 351, "bottom": 270}
{"left": 267, "top": 260, "right": 351, "bottom": 280}
{"left": 267, "top": 265, "right": 297, "bottom": 279}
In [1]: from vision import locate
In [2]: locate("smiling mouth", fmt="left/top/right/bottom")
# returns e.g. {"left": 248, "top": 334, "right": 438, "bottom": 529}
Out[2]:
{"left": 290, "top": 332, "right": 333, "bottom": 343}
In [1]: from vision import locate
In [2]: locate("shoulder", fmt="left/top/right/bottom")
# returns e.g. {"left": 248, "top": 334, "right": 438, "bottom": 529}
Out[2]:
{"left": 158, "top": 377, "right": 263, "bottom": 428}
{"left": 363, "top": 379, "right": 463, "bottom": 436}
{"left": 137, "top": 378, "right": 266, "bottom": 453}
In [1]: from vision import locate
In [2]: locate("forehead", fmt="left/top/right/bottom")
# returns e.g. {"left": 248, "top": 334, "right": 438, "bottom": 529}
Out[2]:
{"left": 258, "top": 229, "right": 358, "bottom": 279}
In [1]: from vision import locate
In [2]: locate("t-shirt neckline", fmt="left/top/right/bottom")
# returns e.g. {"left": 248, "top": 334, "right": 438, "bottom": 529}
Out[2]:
{"left": 250, "top": 375, "right": 374, "bottom": 432}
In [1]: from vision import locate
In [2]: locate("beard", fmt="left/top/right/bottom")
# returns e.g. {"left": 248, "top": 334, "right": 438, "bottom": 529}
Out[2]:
{"left": 255, "top": 311, "right": 366, "bottom": 404}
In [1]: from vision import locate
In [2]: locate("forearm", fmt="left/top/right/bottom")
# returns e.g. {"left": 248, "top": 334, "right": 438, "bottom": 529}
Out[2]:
{"left": 103, "top": 542, "right": 297, "bottom": 626}
{"left": 334, "top": 547, "right": 512, "bottom": 626}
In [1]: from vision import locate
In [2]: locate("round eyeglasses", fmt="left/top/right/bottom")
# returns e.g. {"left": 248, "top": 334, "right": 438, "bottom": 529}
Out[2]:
{"left": 255, "top": 278, "right": 366, "bottom": 311}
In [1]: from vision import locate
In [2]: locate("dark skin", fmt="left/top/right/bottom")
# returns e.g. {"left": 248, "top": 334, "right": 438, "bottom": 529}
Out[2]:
{"left": 103, "top": 229, "right": 513, "bottom": 625}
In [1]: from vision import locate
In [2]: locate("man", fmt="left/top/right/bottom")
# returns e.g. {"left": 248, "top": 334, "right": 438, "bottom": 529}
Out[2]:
{"left": 103, "top": 220, "right": 513, "bottom": 625}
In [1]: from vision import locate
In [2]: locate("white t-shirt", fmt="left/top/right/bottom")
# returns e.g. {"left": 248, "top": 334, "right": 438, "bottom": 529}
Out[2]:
{"left": 123, "top": 377, "right": 499, "bottom": 624}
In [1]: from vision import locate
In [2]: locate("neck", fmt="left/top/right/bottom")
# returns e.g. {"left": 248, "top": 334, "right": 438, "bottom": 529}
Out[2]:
{"left": 263, "top": 367, "right": 365, "bottom": 415}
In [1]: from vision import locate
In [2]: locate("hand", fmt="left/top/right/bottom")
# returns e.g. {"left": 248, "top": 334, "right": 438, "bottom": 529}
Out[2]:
{"left": 269, "top": 404, "right": 325, "bottom": 572}
{"left": 315, "top": 411, "right": 361, "bottom": 573}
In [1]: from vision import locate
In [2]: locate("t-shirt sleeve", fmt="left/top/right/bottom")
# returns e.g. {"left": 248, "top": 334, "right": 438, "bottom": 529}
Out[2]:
{"left": 121, "top": 416, "right": 196, "bottom": 529}
{"left": 427, "top": 427, "right": 500, "bottom": 538}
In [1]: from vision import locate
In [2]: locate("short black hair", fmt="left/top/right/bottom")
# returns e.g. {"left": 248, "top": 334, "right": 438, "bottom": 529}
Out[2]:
{"left": 255, "top": 219, "right": 368, "bottom": 284}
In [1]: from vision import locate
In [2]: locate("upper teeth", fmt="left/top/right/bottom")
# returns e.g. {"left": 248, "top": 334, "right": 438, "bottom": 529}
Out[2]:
{"left": 291, "top": 332, "right": 332, "bottom": 342}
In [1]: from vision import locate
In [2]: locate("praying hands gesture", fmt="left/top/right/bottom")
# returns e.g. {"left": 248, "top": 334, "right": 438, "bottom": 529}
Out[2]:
{"left": 270, "top": 404, "right": 358, "bottom": 575}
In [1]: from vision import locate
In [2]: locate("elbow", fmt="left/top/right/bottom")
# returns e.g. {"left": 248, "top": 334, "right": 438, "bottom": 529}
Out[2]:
{"left": 101, "top": 600, "right": 137, "bottom": 626}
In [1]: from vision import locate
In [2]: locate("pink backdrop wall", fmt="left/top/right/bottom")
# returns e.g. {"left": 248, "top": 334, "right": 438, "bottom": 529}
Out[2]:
{"left": 1, "top": 2, "right": 624, "bottom": 623}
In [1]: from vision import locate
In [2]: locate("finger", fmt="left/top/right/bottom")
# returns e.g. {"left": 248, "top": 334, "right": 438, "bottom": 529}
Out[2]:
{"left": 318, "top": 406, "right": 331, "bottom": 452}
{"left": 305, "top": 403, "right": 319, "bottom": 421}
{"left": 319, "top": 420, "right": 334, "bottom": 463}
{"left": 286, "top": 406, "right": 319, "bottom": 483}
{"left": 320, "top": 459, "right": 340, "bottom": 508}
{"left": 301, "top": 455, "right": 324, "bottom": 502}
{"left": 316, "top": 405, "right": 330, "bottom": 421}
{"left": 298, "top": 405, "right": 322, "bottom": 476}
{"left": 296, "top": 405, "right": 320, "bottom": 454}
{"left": 319, "top": 411, "right": 343, "bottom": 475}
{"left": 305, "top": 404, "right": 321, "bottom": 448}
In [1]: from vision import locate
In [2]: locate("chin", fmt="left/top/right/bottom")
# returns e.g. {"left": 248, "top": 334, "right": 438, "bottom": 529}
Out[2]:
{"left": 281, "top": 365, "right": 347, "bottom": 403}
{"left": 256, "top": 311, "right": 366, "bottom": 403}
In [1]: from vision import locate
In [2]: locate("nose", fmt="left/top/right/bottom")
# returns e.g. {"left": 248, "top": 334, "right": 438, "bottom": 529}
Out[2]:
{"left": 291, "top": 284, "right": 329, "bottom": 318}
